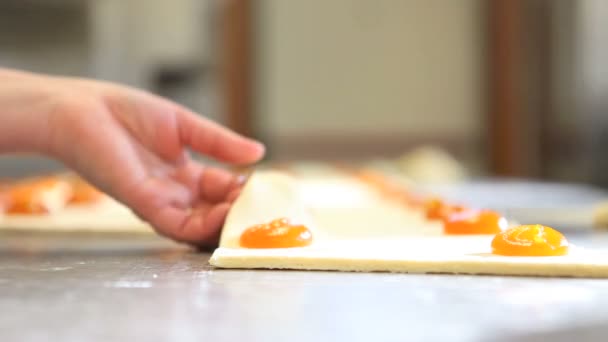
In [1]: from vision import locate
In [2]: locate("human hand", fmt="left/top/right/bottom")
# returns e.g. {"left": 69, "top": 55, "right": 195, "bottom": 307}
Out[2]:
{"left": 0, "top": 69, "right": 264, "bottom": 246}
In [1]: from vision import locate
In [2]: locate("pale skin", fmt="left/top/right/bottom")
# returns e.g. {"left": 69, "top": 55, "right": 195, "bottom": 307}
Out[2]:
{"left": 0, "top": 68, "right": 265, "bottom": 247}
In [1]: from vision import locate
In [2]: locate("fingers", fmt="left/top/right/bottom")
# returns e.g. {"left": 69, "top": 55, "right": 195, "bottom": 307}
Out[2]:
{"left": 178, "top": 109, "right": 265, "bottom": 165}
{"left": 135, "top": 166, "right": 244, "bottom": 246}
{"left": 200, "top": 202, "right": 231, "bottom": 245}
{"left": 225, "top": 188, "right": 242, "bottom": 203}
{"left": 148, "top": 202, "right": 230, "bottom": 246}
{"left": 199, "top": 167, "right": 246, "bottom": 203}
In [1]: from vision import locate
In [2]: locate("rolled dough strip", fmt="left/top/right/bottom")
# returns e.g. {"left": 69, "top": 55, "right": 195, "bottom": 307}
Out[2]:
{"left": 211, "top": 170, "right": 608, "bottom": 278}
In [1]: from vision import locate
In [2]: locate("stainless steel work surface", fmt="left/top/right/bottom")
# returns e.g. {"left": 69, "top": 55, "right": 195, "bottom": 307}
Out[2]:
{"left": 1, "top": 232, "right": 608, "bottom": 342}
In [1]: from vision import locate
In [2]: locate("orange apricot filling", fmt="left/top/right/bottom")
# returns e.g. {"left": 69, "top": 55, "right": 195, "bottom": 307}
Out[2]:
{"left": 356, "top": 170, "right": 390, "bottom": 189}
{"left": 444, "top": 210, "right": 507, "bottom": 235}
{"left": 68, "top": 178, "right": 103, "bottom": 204}
{"left": 5, "top": 177, "right": 72, "bottom": 214}
{"left": 491, "top": 224, "right": 569, "bottom": 256}
{"left": 425, "top": 199, "right": 467, "bottom": 221}
{"left": 240, "top": 218, "right": 313, "bottom": 248}
{"left": 356, "top": 170, "right": 426, "bottom": 205}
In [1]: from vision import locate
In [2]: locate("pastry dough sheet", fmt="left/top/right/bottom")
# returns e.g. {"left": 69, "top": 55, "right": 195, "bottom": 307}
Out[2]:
{"left": 211, "top": 171, "right": 608, "bottom": 278}
{"left": 211, "top": 237, "right": 608, "bottom": 277}
{"left": 0, "top": 198, "right": 151, "bottom": 233}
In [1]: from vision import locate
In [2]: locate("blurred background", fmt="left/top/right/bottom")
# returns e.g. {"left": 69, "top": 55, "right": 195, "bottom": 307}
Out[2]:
{"left": 1, "top": 0, "right": 607, "bottom": 186}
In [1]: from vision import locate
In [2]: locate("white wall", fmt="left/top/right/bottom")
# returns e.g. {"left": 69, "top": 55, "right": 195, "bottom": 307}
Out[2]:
{"left": 255, "top": 0, "right": 483, "bottom": 146}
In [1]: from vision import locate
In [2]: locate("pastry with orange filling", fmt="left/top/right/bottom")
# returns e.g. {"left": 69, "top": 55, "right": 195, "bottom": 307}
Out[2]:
{"left": 444, "top": 210, "right": 507, "bottom": 235}
{"left": 425, "top": 198, "right": 467, "bottom": 221}
{"left": 4, "top": 177, "right": 72, "bottom": 215}
{"left": 356, "top": 170, "right": 413, "bottom": 202}
{"left": 66, "top": 176, "right": 104, "bottom": 205}
{"left": 492, "top": 224, "right": 569, "bottom": 256}
{"left": 356, "top": 170, "right": 389, "bottom": 189}
{"left": 240, "top": 218, "right": 313, "bottom": 249}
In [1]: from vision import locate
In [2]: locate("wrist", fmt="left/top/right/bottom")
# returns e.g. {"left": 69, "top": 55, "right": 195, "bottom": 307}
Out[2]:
{"left": 0, "top": 69, "right": 58, "bottom": 155}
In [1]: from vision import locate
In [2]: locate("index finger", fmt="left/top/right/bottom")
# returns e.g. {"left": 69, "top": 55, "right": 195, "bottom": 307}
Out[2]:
{"left": 178, "top": 109, "right": 265, "bottom": 165}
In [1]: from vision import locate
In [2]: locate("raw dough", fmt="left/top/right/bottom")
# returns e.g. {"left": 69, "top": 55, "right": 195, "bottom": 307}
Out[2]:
{"left": 397, "top": 146, "right": 467, "bottom": 184}
{"left": 211, "top": 171, "right": 608, "bottom": 278}
{"left": 219, "top": 172, "right": 318, "bottom": 248}
{"left": 219, "top": 171, "right": 443, "bottom": 247}
{"left": 0, "top": 197, "right": 151, "bottom": 233}
{"left": 594, "top": 201, "right": 608, "bottom": 229}
{"left": 211, "top": 238, "right": 608, "bottom": 278}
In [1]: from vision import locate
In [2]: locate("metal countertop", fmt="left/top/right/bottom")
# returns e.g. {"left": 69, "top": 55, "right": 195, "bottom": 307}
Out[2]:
{"left": 2, "top": 232, "right": 608, "bottom": 342}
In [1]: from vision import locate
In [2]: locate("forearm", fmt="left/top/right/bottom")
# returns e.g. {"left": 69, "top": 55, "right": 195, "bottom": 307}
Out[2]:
{"left": 0, "top": 68, "right": 55, "bottom": 154}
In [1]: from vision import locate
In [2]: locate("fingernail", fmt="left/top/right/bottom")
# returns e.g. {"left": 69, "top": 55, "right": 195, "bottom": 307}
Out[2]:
{"left": 254, "top": 142, "right": 266, "bottom": 153}
{"left": 235, "top": 173, "right": 249, "bottom": 186}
